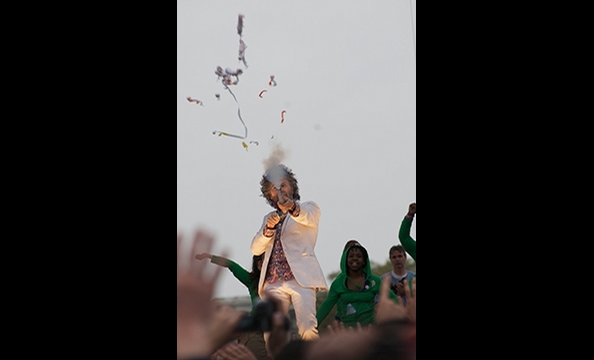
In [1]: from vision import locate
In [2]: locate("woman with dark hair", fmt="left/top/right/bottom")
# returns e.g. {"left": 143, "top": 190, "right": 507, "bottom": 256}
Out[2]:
{"left": 195, "top": 252, "right": 267, "bottom": 360}
{"left": 316, "top": 244, "right": 398, "bottom": 329}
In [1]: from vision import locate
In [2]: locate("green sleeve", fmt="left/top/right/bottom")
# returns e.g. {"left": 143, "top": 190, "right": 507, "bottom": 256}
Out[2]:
{"left": 212, "top": 256, "right": 252, "bottom": 288}
{"left": 398, "top": 217, "right": 417, "bottom": 262}
{"left": 316, "top": 280, "right": 341, "bottom": 325}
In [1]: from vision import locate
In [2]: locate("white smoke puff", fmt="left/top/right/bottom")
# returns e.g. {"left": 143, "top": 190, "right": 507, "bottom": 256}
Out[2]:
{"left": 262, "top": 142, "right": 291, "bottom": 188}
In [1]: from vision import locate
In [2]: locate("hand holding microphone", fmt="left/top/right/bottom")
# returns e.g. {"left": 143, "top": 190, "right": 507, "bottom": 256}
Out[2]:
{"left": 275, "top": 188, "right": 295, "bottom": 214}
{"left": 276, "top": 196, "right": 295, "bottom": 214}
{"left": 266, "top": 212, "right": 281, "bottom": 229}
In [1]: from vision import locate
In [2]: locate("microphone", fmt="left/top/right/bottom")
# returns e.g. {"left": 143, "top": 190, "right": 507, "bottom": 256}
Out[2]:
{"left": 276, "top": 188, "right": 287, "bottom": 215}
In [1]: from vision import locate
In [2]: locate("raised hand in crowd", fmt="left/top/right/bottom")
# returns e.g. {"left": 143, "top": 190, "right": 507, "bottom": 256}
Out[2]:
{"left": 402, "top": 278, "right": 416, "bottom": 322}
{"left": 398, "top": 202, "right": 417, "bottom": 263}
{"left": 377, "top": 275, "right": 416, "bottom": 324}
{"left": 407, "top": 202, "right": 416, "bottom": 217}
{"left": 326, "top": 320, "right": 364, "bottom": 336}
{"left": 177, "top": 230, "right": 246, "bottom": 359}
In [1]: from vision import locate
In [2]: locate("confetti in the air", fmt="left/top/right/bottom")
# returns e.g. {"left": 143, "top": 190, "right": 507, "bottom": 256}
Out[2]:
{"left": 210, "top": 14, "right": 251, "bottom": 143}
{"left": 215, "top": 66, "right": 243, "bottom": 86}
{"left": 281, "top": 110, "right": 286, "bottom": 123}
{"left": 186, "top": 13, "right": 272, "bottom": 148}
{"left": 187, "top": 97, "right": 204, "bottom": 106}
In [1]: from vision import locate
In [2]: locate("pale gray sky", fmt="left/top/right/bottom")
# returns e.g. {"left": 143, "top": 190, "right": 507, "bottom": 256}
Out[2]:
{"left": 177, "top": 0, "right": 416, "bottom": 299}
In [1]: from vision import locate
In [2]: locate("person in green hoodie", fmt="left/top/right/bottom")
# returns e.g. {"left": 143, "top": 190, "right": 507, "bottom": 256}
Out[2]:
{"left": 316, "top": 244, "right": 398, "bottom": 329}
{"left": 194, "top": 252, "right": 267, "bottom": 360}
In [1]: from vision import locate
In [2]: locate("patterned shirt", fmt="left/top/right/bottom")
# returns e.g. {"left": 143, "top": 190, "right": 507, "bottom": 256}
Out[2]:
{"left": 265, "top": 214, "right": 295, "bottom": 283}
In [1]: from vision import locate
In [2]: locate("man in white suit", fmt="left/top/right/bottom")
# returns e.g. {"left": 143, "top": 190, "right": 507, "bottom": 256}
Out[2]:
{"left": 251, "top": 164, "right": 327, "bottom": 343}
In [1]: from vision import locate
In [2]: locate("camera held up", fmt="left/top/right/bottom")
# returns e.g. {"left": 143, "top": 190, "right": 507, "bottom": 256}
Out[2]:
{"left": 235, "top": 300, "right": 290, "bottom": 332}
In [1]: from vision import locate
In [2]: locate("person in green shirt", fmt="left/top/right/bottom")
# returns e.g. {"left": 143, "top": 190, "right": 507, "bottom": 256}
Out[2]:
{"left": 399, "top": 202, "right": 416, "bottom": 262}
{"left": 316, "top": 244, "right": 398, "bottom": 329}
{"left": 195, "top": 252, "right": 267, "bottom": 360}
{"left": 391, "top": 202, "right": 417, "bottom": 303}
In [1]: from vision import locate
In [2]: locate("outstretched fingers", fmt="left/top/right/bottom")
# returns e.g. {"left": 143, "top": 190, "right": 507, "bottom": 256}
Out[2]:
{"left": 380, "top": 274, "right": 392, "bottom": 301}
{"left": 189, "top": 230, "right": 212, "bottom": 275}
{"left": 403, "top": 277, "right": 416, "bottom": 299}
{"left": 356, "top": 322, "right": 363, "bottom": 333}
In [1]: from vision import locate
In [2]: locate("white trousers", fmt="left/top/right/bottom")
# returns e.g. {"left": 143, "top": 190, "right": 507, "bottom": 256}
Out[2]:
{"left": 262, "top": 279, "right": 319, "bottom": 342}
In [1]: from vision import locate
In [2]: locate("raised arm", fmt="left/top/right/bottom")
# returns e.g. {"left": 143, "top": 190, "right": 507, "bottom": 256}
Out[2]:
{"left": 398, "top": 203, "right": 416, "bottom": 262}
{"left": 196, "top": 253, "right": 252, "bottom": 287}
{"left": 195, "top": 253, "right": 229, "bottom": 267}
{"left": 224, "top": 258, "right": 252, "bottom": 288}
{"left": 290, "top": 201, "right": 320, "bottom": 227}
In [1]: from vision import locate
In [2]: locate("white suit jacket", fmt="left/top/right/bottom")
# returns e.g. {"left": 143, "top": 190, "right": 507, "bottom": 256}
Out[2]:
{"left": 251, "top": 200, "right": 328, "bottom": 297}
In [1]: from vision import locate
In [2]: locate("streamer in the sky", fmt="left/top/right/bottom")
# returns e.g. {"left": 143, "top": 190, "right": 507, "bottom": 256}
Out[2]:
{"left": 237, "top": 14, "right": 244, "bottom": 37}
{"left": 238, "top": 39, "right": 248, "bottom": 68}
{"left": 208, "top": 14, "right": 260, "bottom": 147}
{"left": 212, "top": 66, "right": 247, "bottom": 139}
{"left": 258, "top": 89, "right": 267, "bottom": 98}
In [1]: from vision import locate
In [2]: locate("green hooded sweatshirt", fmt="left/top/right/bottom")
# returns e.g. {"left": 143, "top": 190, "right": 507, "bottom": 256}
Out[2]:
{"left": 316, "top": 245, "right": 397, "bottom": 328}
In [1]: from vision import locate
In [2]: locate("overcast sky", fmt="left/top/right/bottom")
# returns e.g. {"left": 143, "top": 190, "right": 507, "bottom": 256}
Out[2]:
{"left": 177, "top": 0, "right": 416, "bottom": 299}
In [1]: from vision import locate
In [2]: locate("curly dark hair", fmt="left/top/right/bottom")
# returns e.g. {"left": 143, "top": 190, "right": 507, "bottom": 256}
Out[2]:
{"left": 260, "top": 164, "right": 301, "bottom": 208}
